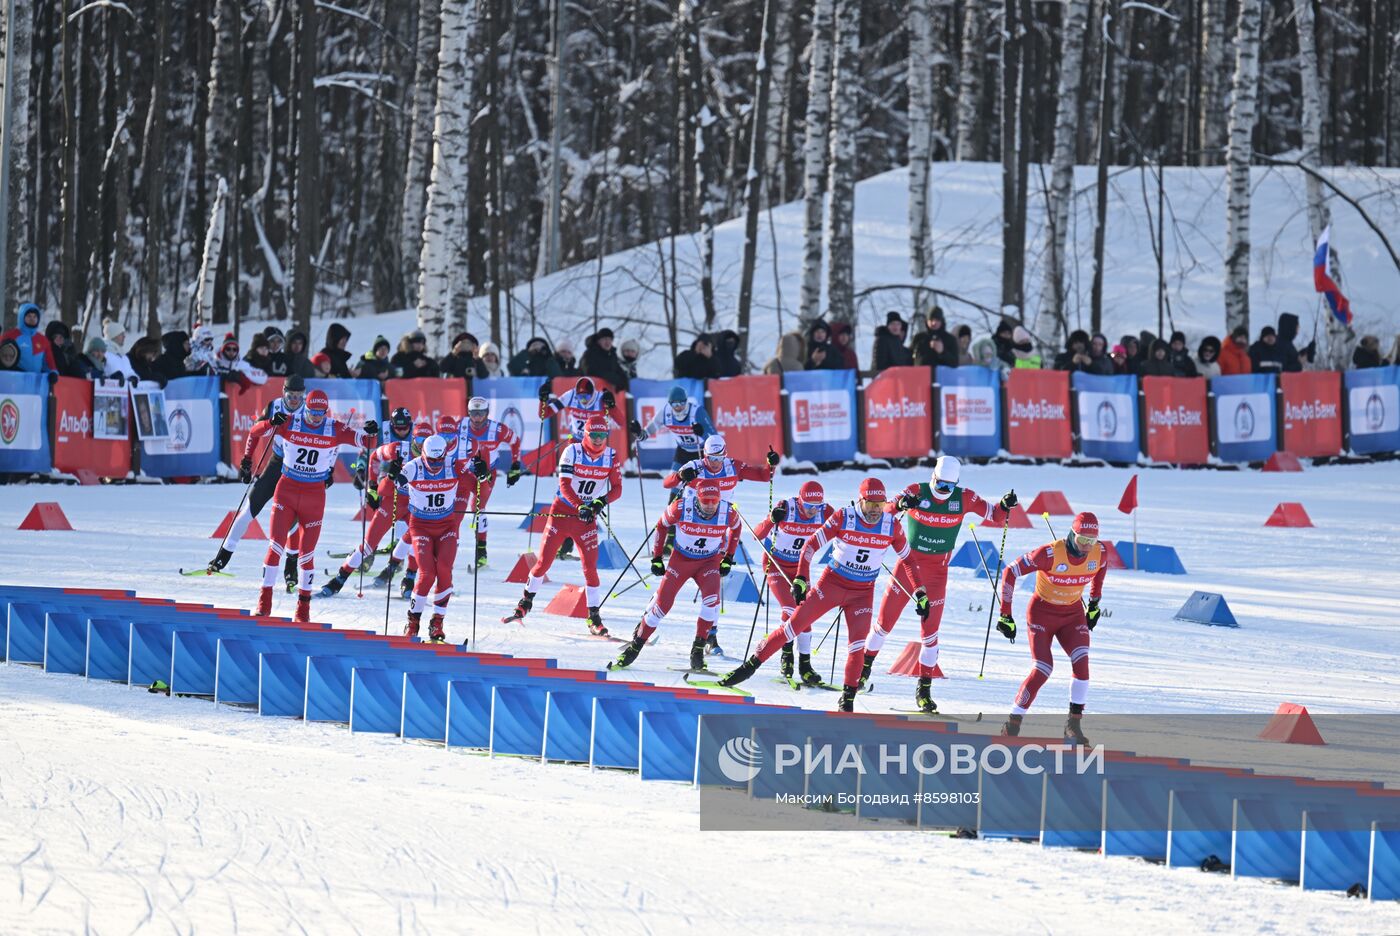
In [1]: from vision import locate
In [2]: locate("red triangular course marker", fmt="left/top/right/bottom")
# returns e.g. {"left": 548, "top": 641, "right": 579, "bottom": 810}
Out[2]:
{"left": 351, "top": 503, "right": 376, "bottom": 522}
{"left": 1258, "top": 702, "right": 1325, "bottom": 745}
{"left": 210, "top": 511, "right": 266, "bottom": 540}
{"left": 1027, "top": 491, "right": 1074, "bottom": 516}
{"left": 505, "top": 552, "right": 548, "bottom": 585}
{"left": 18, "top": 502, "right": 73, "bottom": 531}
{"left": 1101, "top": 541, "right": 1128, "bottom": 570}
{"left": 544, "top": 584, "right": 589, "bottom": 618}
{"left": 886, "top": 641, "right": 947, "bottom": 678}
{"left": 1264, "top": 502, "right": 1313, "bottom": 528}
{"left": 980, "top": 504, "right": 1033, "bottom": 529}
{"left": 333, "top": 459, "right": 354, "bottom": 483}
{"left": 1263, "top": 451, "right": 1303, "bottom": 472}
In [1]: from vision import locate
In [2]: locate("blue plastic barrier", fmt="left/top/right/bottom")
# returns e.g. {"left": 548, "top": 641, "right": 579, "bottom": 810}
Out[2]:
{"left": 490, "top": 685, "right": 549, "bottom": 757}
{"left": 1174, "top": 591, "right": 1238, "bottom": 628}
{"left": 855, "top": 743, "right": 919, "bottom": 824}
{"left": 171, "top": 630, "right": 222, "bottom": 696}
{"left": 402, "top": 671, "right": 452, "bottom": 743}
{"left": 214, "top": 638, "right": 263, "bottom": 704}
{"left": 446, "top": 679, "right": 492, "bottom": 750}
{"left": 306, "top": 656, "right": 359, "bottom": 724}
{"left": 1370, "top": 823, "right": 1400, "bottom": 900}
{"left": 978, "top": 753, "right": 1046, "bottom": 840}
{"left": 543, "top": 690, "right": 596, "bottom": 763}
{"left": 85, "top": 618, "right": 129, "bottom": 682}
{"left": 1167, "top": 787, "right": 1234, "bottom": 870}
{"left": 350, "top": 668, "right": 406, "bottom": 734}
{"left": 640, "top": 709, "right": 699, "bottom": 782}
{"left": 1041, "top": 769, "right": 1103, "bottom": 849}
{"left": 1302, "top": 810, "right": 1370, "bottom": 893}
{"left": 591, "top": 696, "right": 651, "bottom": 770}
{"left": 6, "top": 602, "right": 47, "bottom": 664}
{"left": 43, "top": 612, "right": 88, "bottom": 676}
{"left": 1113, "top": 541, "right": 1187, "bottom": 575}
{"left": 259, "top": 652, "right": 309, "bottom": 717}
{"left": 1232, "top": 797, "right": 1303, "bottom": 881}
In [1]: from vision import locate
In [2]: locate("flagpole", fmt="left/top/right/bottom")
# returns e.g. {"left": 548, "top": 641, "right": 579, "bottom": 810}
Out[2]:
{"left": 1133, "top": 505, "right": 1138, "bottom": 570}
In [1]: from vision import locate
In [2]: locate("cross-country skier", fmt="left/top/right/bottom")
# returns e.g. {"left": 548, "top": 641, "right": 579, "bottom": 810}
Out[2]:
{"left": 209, "top": 375, "right": 307, "bottom": 580}
{"left": 609, "top": 479, "right": 741, "bottom": 673}
{"left": 388, "top": 434, "right": 479, "bottom": 642}
{"left": 749, "top": 480, "right": 834, "bottom": 686}
{"left": 858, "top": 455, "right": 1017, "bottom": 713}
{"left": 317, "top": 408, "right": 419, "bottom": 597}
{"left": 662, "top": 435, "right": 776, "bottom": 495}
{"left": 540, "top": 376, "right": 617, "bottom": 440}
{"left": 502, "top": 414, "right": 622, "bottom": 636}
{"left": 454, "top": 396, "right": 523, "bottom": 568}
{"left": 244, "top": 390, "right": 377, "bottom": 621}
{"left": 628, "top": 385, "right": 715, "bottom": 472}
{"left": 396, "top": 420, "right": 434, "bottom": 598}
{"left": 995, "top": 511, "right": 1107, "bottom": 744}
{"left": 717, "top": 477, "right": 925, "bottom": 712}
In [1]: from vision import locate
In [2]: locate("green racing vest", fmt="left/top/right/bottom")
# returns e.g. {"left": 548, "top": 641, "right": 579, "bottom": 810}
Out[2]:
{"left": 902, "top": 482, "right": 971, "bottom": 555}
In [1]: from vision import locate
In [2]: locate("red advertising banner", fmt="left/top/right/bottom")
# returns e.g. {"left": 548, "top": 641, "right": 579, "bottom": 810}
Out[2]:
{"left": 1281, "top": 370, "right": 1342, "bottom": 457}
{"left": 863, "top": 366, "right": 932, "bottom": 458}
{"left": 386, "top": 378, "right": 467, "bottom": 428}
{"left": 51, "top": 377, "right": 131, "bottom": 478}
{"left": 1142, "top": 376, "right": 1209, "bottom": 464}
{"left": 226, "top": 377, "right": 284, "bottom": 467}
{"left": 549, "top": 376, "right": 629, "bottom": 462}
{"left": 1005, "top": 369, "right": 1072, "bottom": 458}
{"left": 708, "top": 375, "right": 784, "bottom": 464}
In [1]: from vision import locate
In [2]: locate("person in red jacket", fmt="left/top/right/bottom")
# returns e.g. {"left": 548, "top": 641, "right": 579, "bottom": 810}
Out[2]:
{"left": 502, "top": 415, "right": 623, "bottom": 635}
{"left": 995, "top": 511, "right": 1108, "bottom": 745}
{"left": 749, "top": 480, "right": 834, "bottom": 686}
{"left": 243, "top": 390, "right": 377, "bottom": 621}
{"left": 1218, "top": 325, "right": 1252, "bottom": 375}
{"left": 609, "top": 480, "right": 742, "bottom": 673}
{"left": 0, "top": 303, "right": 57, "bottom": 377}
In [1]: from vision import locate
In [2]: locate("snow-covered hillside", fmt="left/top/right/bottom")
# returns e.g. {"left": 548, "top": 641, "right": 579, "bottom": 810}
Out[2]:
{"left": 3, "top": 461, "right": 1400, "bottom": 931}
{"left": 239, "top": 162, "right": 1400, "bottom": 374}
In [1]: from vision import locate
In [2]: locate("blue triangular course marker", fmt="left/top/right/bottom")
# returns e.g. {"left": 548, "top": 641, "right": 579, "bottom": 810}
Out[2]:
{"left": 1113, "top": 541, "right": 1187, "bottom": 575}
{"left": 722, "top": 573, "right": 761, "bottom": 604}
{"left": 595, "top": 538, "right": 631, "bottom": 570}
{"left": 950, "top": 539, "right": 1000, "bottom": 572}
{"left": 1174, "top": 591, "right": 1238, "bottom": 628}
{"left": 517, "top": 502, "right": 552, "bottom": 529}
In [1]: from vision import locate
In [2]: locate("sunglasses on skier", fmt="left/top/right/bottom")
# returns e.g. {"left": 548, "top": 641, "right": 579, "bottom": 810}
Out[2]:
{"left": 934, "top": 480, "right": 956, "bottom": 496}
{"left": 587, "top": 430, "right": 610, "bottom": 443}
{"left": 1071, "top": 532, "right": 1098, "bottom": 551}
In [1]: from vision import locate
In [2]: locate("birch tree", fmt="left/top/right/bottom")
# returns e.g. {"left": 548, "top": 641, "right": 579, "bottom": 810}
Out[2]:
{"left": 907, "top": 0, "right": 934, "bottom": 278}
{"left": 954, "top": 0, "right": 985, "bottom": 161}
{"left": 762, "top": 0, "right": 793, "bottom": 204}
{"left": 415, "top": 0, "right": 478, "bottom": 349}
{"left": 0, "top": 0, "right": 33, "bottom": 319}
{"left": 798, "top": 0, "right": 835, "bottom": 321}
{"left": 1223, "top": 0, "right": 1262, "bottom": 335}
{"left": 400, "top": 0, "right": 442, "bottom": 300}
{"left": 736, "top": 0, "right": 775, "bottom": 369}
{"left": 1197, "top": 0, "right": 1226, "bottom": 165}
{"left": 823, "top": 0, "right": 859, "bottom": 324}
{"left": 1035, "top": 0, "right": 1088, "bottom": 345}
{"left": 192, "top": 178, "right": 228, "bottom": 327}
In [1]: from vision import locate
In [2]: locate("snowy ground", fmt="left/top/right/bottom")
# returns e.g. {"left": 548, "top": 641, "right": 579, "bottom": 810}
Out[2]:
{"left": 3, "top": 461, "right": 1400, "bottom": 933}
{"left": 240, "top": 161, "right": 1400, "bottom": 369}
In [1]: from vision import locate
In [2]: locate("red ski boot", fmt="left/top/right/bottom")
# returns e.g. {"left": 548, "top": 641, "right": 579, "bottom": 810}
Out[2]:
{"left": 256, "top": 586, "right": 273, "bottom": 617}
{"left": 405, "top": 611, "right": 421, "bottom": 637}
{"left": 428, "top": 614, "right": 446, "bottom": 643}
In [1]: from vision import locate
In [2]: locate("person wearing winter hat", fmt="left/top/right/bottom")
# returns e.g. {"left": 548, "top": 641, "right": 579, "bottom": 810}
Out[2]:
{"left": 995, "top": 511, "right": 1108, "bottom": 745}
{"left": 1085, "top": 333, "right": 1115, "bottom": 376}
{"left": 914, "top": 307, "right": 959, "bottom": 369}
{"left": 582, "top": 327, "right": 631, "bottom": 390}
{"left": 43, "top": 320, "right": 83, "bottom": 378}
{"left": 213, "top": 332, "right": 267, "bottom": 390}
{"left": 554, "top": 337, "right": 580, "bottom": 377}
{"left": 1352, "top": 335, "right": 1383, "bottom": 369}
{"left": 78, "top": 336, "right": 108, "bottom": 381}
{"left": 1011, "top": 326, "right": 1041, "bottom": 369}
{"left": 763, "top": 332, "right": 805, "bottom": 375}
{"left": 1219, "top": 324, "right": 1251, "bottom": 375}
{"left": 620, "top": 338, "right": 641, "bottom": 380}
{"left": 0, "top": 303, "right": 57, "bottom": 378}
{"left": 319, "top": 322, "right": 356, "bottom": 378}
{"left": 956, "top": 324, "right": 976, "bottom": 366}
{"left": 244, "top": 333, "right": 276, "bottom": 376}
{"left": 311, "top": 352, "right": 334, "bottom": 377}
{"left": 102, "top": 317, "right": 129, "bottom": 352}
{"left": 1168, "top": 331, "right": 1198, "bottom": 377}
{"left": 392, "top": 330, "right": 438, "bottom": 378}
{"left": 1138, "top": 339, "right": 1177, "bottom": 377}
{"left": 99, "top": 318, "right": 139, "bottom": 383}
{"left": 439, "top": 332, "right": 484, "bottom": 380}
{"left": 1110, "top": 343, "right": 1131, "bottom": 375}
{"left": 154, "top": 330, "right": 192, "bottom": 382}
{"left": 1195, "top": 336, "right": 1223, "bottom": 379}
{"left": 478, "top": 341, "right": 505, "bottom": 378}
{"left": 359, "top": 335, "right": 395, "bottom": 382}
{"left": 1249, "top": 325, "right": 1286, "bottom": 373}
{"left": 1053, "top": 329, "right": 1094, "bottom": 372}
{"left": 872, "top": 311, "right": 913, "bottom": 370}
{"left": 282, "top": 329, "right": 316, "bottom": 378}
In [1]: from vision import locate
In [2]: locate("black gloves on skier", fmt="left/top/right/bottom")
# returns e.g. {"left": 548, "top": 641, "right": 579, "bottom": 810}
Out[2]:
{"left": 678, "top": 465, "right": 698, "bottom": 483}
{"left": 507, "top": 461, "right": 523, "bottom": 486}
{"left": 719, "top": 556, "right": 733, "bottom": 577}
{"left": 578, "top": 498, "right": 606, "bottom": 523}
{"left": 385, "top": 458, "right": 404, "bottom": 484}
{"left": 914, "top": 590, "right": 931, "bottom": 619}
{"left": 1000, "top": 490, "right": 1018, "bottom": 510}
{"left": 628, "top": 419, "right": 643, "bottom": 437}
{"left": 1085, "top": 598, "right": 1101, "bottom": 630}
{"left": 270, "top": 410, "right": 289, "bottom": 426}
{"left": 792, "top": 575, "right": 809, "bottom": 602}
{"left": 238, "top": 456, "right": 253, "bottom": 484}
{"left": 537, "top": 384, "right": 552, "bottom": 403}
{"left": 601, "top": 390, "right": 615, "bottom": 410}
{"left": 896, "top": 492, "right": 917, "bottom": 511}
{"left": 650, "top": 557, "right": 666, "bottom": 577}
{"left": 766, "top": 447, "right": 780, "bottom": 467}
{"left": 361, "top": 419, "right": 379, "bottom": 437}
{"left": 769, "top": 502, "right": 788, "bottom": 523}
{"left": 365, "top": 487, "right": 381, "bottom": 510}
{"left": 997, "top": 613, "right": 1017, "bottom": 642}
{"left": 470, "top": 455, "right": 489, "bottom": 477}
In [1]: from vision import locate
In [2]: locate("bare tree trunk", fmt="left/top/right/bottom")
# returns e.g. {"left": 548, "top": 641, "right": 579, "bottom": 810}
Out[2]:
{"left": 1293, "top": 0, "right": 1327, "bottom": 241}
{"left": 142, "top": 0, "right": 169, "bottom": 337}
{"left": 823, "top": 0, "right": 859, "bottom": 324}
{"left": 1035, "top": 0, "right": 1087, "bottom": 345}
{"left": 685, "top": 0, "right": 716, "bottom": 328}
{"left": 370, "top": 0, "right": 411, "bottom": 313}
{"left": 798, "top": 0, "right": 835, "bottom": 321}
{"left": 205, "top": 0, "right": 236, "bottom": 324}
{"left": 736, "top": 0, "right": 775, "bottom": 370}
{"left": 1197, "top": 0, "right": 1226, "bottom": 165}
{"left": 1223, "top": 0, "right": 1261, "bottom": 336}
{"left": 0, "top": 0, "right": 33, "bottom": 322}
{"left": 192, "top": 177, "right": 228, "bottom": 327}
{"left": 907, "top": 0, "right": 934, "bottom": 277}
{"left": 954, "top": 0, "right": 985, "bottom": 161}
{"left": 400, "top": 0, "right": 441, "bottom": 300}
{"left": 762, "top": 0, "right": 792, "bottom": 204}
{"left": 538, "top": 0, "right": 565, "bottom": 278}
{"left": 1089, "top": 3, "right": 1117, "bottom": 335}
{"left": 291, "top": 0, "right": 319, "bottom": 335}
{"left": 999, "top": 0, "right": 1023, "bottom": 317}
{"left": 415, "top": 0, "right": 478, "bottom": 350}
{"left": 59, "top": 0, "right": 78, "bottom": 326}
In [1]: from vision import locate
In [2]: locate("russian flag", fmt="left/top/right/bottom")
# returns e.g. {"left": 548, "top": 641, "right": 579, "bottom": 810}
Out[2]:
{"left": 1313, "top": 226, "right": 1352, "bottom": 326}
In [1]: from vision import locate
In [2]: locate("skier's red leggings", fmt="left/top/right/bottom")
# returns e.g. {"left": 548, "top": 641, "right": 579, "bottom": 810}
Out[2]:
{"left": 1012, "top": 595, "right": 1091, "bottom": 714}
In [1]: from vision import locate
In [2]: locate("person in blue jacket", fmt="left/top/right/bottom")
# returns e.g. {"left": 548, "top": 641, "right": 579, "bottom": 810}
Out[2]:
{"left": 0, "top": 304, "right": 58, "bottom": 381}
{"left": 629, "top": 384, "right": 715, "bottom": 473}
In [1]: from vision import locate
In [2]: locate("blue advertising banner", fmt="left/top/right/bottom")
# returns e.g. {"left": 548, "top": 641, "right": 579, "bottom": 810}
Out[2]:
{"left": 782, "top": 369, "right": 857, "bottom": 463}
{"left": 0, "top": 370, "right": 52, "bottom": 473}
{"left": 631, "top": 378, "right": 706, "bottom": 470}
{"left": 140, "top": 376, "right": 221, "bottom": 477}
{"left": 1073, "top": 372, "right": 1140, "bottom": 463}
{"left": 474, "top": 376, "right": 554, "bottom": 473}
{"left": 1211, "top": 373, "right": 1278, "bottom": 462}
{"left": 936, "top": 365, "right": 1001, "bottom": 457}
{"left": 1343, "top": 365, "right": 1400, "bottom": 455}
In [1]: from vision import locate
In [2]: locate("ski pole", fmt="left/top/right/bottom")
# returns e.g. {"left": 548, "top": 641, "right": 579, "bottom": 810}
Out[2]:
{"left": 526, "top": 411, "right": 547, "bottom": 555}
{"left": 975, "top": 519, "right": 1011, "bottom": 680}
{"left": 215, "top": 430, "right": 279, "bottom": 555}
{"left": 600, "top": 529, "right": 655, "bottom": 605}
{"left": 356, "top": 447, "right": 373, "bottom": 599}
{"left": 470, "top": 470, "right": 484, "bottom": 649}
{"left": 737, "top": 544, "right": 765, "bottom": 658}
{"left": 633, "top": 436, "right": 649, "bottom": 534}
{"left": 609, "top": 572, "right": 654, "bottom": 601}
{"left": 384, "top": 485, "right": 399, "bottom": 637}
{"left": 601, "top": 506, "right": 648, "bottom": 593}
{"left": 731, "top": 505, "right": 798, "bottom": 588}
